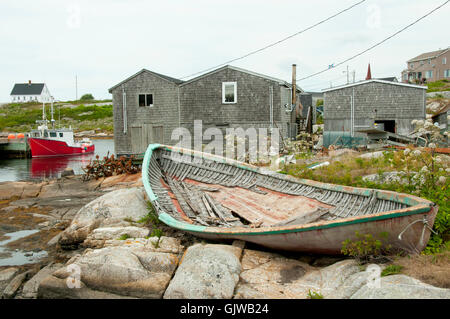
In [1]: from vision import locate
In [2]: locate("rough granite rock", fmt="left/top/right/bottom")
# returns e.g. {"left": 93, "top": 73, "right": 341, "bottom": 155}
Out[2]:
{"left": 38, "top": 275, "right": 136, "bottom": 299}
{"left": 21, "top": 263, "right": 64, "bottom": 299}
{"left": 90, "top": 226, "right": 150, "bottom": 240}
{"left": 58, "top": 187, "right": 148, "bottom": 248}
{"left": 2, "top": 270, "right": 32, "bottom": 299}
{"left": 351, "top": 274, "right": 450, "bottom": 299}
{"left": 235, "top": 252, "right": 359, "bottom": 299}
{"left": 104, "top": 236, "right": 184, "bottom": 254}
{"left": 38, "top": 244, "right": 179, "bottom": 299}
{"left": 234, "top": 249, "right": 314, "bottom": 299}
{"left": 0, "top": 181, "right": 26, "bottom": 200}
{"left": 0, "top": 267, "right": 19, "bottom": 294}
{"left": 299, "top": 259, "right": 361, "bottom": 297}
{"left": 164, "top": 243, "right": 242, "bottom": 299}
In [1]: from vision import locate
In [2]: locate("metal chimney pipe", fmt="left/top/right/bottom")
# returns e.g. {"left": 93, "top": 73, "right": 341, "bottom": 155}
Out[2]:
{"left": 292, "top": 64, "right": 297, "bottom": 107}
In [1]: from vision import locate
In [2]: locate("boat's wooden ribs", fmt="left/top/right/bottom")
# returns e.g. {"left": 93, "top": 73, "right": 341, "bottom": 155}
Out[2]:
{"left": 148, "top": 149, "right": 410, "bottom": 226}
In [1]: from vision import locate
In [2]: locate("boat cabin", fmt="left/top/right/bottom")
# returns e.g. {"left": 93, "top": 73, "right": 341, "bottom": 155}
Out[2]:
{"left": 29, "top": 127, "right": 75, "bottom": 146}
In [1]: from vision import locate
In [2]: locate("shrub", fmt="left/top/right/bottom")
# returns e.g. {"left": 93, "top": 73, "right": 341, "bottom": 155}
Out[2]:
{"left": 118, "top": 234, "right": 130, "bottom": 240}
{"left": 341, "top": 231, "right": 392, "bottom": 264}
{"left": 80, "top": 93, "right": 94, "bottom": 100}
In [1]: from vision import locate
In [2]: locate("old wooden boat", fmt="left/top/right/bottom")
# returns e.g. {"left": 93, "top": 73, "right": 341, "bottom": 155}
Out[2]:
{"left": 142, "top": 144, "right": 439, "bottom": 254}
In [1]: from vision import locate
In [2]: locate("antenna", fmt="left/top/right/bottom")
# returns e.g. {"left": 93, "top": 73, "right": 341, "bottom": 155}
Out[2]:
{"left": 50, "top": 96, "right": 55, "bottom": 129}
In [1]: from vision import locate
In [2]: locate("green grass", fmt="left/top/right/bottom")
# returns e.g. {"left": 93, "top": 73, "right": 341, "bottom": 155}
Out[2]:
{"left": 138, "top": 201, "right": 160, "bottom": 225}
{"left": 381, "top": 264, "right": 403, "bottom": 277}
{"left": 426, "top": 79, "right": 450, "bottom": 93}
{"left": 0, "top": 102, "right": 113, "bottom": 133}
{"left": 307, "top": 290, "right": 324, "bottom": 299}
{"left": 118, "top": 234, "right": 130, "bottom": 240}
{"left": 284, "top": 150, "right": 450, "bottom": 254}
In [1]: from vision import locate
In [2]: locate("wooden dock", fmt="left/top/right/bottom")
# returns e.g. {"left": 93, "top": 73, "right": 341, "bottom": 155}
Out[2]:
{"left": 0, "top": 138, "right": 31, "bottom": 158}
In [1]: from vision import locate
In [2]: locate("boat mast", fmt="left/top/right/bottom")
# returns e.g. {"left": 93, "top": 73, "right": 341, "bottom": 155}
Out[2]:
{"left": 50, "top": 96, "right": 55, "bottom": 129}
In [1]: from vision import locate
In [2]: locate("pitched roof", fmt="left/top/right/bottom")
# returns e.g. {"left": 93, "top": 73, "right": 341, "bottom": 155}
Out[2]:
{"left": 322, "top": 79, "right": 426, "bottom": 93}
{"left": 10, "top": 83, "right": 45, "bottom": 95}
{"left": 180, "top": 65, "right": 303, "bottom": 92}
{"left": 407, "top": 48, "right": 449, "bottom": 63}
{"left": 109, "top": 65, "right": 303, "bottom": 92}
{"left": 108, "top": 69, "right": 184, "bottom": 92}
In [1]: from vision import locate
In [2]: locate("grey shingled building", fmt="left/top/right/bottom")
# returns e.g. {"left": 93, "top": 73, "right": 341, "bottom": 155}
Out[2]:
{"left": 109, "top": 65, "right": 303, "bottom": 156}
{"left": 322, "top": 79, "right": 427, "bottom": 147}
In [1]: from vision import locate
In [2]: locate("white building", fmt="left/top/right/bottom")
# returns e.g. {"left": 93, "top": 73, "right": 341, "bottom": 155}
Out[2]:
{"left": 10, "top": 81, "right": 52, "bottom": 103}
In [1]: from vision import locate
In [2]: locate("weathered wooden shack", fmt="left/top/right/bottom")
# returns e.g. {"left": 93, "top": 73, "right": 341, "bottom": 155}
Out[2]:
{"left": 322, "top": 79, "right": 427, "bottom": 147}
{"left": 109, "top": 65, "right": 302, "bottom": 156}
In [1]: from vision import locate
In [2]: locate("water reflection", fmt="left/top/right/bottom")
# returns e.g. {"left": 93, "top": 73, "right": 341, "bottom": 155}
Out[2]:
{"left": 0, "top": 139, "right": 114, "bottom": 182}
{"left": 29, "top": 155, "right": 94, "bottom": 180}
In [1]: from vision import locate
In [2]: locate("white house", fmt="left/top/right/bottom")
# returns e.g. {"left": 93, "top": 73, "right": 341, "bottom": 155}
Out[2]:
{"left": 10, "top": 81, "right": 52, "bottom": 103}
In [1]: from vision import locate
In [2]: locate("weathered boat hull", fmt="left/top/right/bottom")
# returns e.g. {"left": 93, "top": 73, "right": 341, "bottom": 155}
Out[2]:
{"left": 143, "top": 144, "right": 438, "bottom": 254}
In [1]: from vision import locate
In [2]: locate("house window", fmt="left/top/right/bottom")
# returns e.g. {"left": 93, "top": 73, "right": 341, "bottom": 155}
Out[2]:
{"left": 222, "top": 82, "right": 237, "bottom": 104}
{"left": 138, "top": 94, "right": 153, "bottom": 107}
{"left": 443, "top": 57, "right": 447, "bottom": 65}
{"left": 50, "top": 132, "right": 57, "bottom": 137}
{"left": 425, "top": 70, "right": 433, "bottom": 78}
{"left": 444, "top": 70, "right": 450, "bottom": 78}
{"left": 59, "top": 133, "right": 63, "bottom": 137}
{"left": 410, "top": 63, "right": 414, "bottom": 68}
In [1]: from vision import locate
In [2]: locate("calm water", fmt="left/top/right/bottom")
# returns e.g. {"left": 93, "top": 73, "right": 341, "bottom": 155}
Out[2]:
{"left": 0, "top": 139, "right": 115, "bottom": 182}
{"left": 0, "top": 230, "right": 48, "bottom": 266}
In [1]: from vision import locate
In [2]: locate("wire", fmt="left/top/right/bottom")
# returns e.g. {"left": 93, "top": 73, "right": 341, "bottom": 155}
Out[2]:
{"left": 297, "top": 0, "right": 450, "bottom": 82}
{"left": 178, "top": 0, "right": 367, "bottom": 79}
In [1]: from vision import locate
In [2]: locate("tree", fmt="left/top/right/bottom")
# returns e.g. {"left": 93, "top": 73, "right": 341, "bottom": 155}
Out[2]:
{"left": 80, "top": 93, "right": 94, "bottom": 101}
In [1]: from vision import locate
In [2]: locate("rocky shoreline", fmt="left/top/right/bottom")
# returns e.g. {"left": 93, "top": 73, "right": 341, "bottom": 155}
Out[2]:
{"left": 0, "top": 174, "right": 449, "bottom": 299}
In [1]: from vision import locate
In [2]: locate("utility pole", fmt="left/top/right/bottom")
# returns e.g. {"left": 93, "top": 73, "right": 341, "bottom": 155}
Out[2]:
{"left": 75, "top": 75, "right": 78, "bottom": 101}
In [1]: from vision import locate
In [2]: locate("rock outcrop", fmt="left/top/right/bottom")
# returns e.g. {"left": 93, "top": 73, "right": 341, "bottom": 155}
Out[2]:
{"left": 58, "top": 187, "right": 148, "bottom": 248}
{"left": 38, "top": 239, "right": 183, "bottom": 299}
{"left": 164, "top": 243, "right": 242, "bottom": 299}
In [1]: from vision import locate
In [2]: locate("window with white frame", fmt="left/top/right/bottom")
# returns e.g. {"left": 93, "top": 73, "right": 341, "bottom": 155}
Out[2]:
{"left": 425, "top": 70, "right": 433, "bottom": 79}
{"left": 443, "top": 57, "right": 447, "bottom": 65}
{"left": 410, "top": 63, "right": 414, "bottom": 68}
{"left": 222, "top": 82, "right": 237, "bottom": 103}
{"left": 444, "top": 69, "right": 450, "bottom": 78}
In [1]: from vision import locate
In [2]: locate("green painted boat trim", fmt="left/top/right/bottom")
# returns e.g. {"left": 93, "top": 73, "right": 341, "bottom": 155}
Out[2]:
{"left": 159, "top": 213, "right": 207, "bottom": 232}
{"left": 142, "top": 144, "right": 434, "bottom": 236}
{"left": 142, "top": 143, "right": 161, "bottom": 202}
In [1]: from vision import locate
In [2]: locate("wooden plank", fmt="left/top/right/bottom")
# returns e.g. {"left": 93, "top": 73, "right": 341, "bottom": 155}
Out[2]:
{"left": 270, "top": 208, "right": 329, "bottom": 227}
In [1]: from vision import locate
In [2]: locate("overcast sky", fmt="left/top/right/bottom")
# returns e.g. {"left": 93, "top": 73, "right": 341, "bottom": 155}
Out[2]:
{"left": 1, "top": 0, "right": 449, "bottom": 102}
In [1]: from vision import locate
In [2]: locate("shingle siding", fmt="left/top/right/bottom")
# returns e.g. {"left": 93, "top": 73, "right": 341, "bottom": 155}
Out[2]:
{"left": 323, "top": 81, "right": 426, "bottom": 146}
{"left": 111, "top": 67, "right": 297, "bottom": 155}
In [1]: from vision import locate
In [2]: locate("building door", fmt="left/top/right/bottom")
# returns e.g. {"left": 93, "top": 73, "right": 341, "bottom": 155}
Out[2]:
{"left": 375, "top": 120, "right": 396, "bottom": 133}
{"left": 131, "top": 126, "right": 143, "bottom": 154}
{"left": 152, "top": 126, "right": 164, "bottom": 144}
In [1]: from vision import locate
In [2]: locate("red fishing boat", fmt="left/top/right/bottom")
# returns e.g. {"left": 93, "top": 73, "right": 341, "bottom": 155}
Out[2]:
{"left": 27, "top": 99, "right": 95, "bottom": 157}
